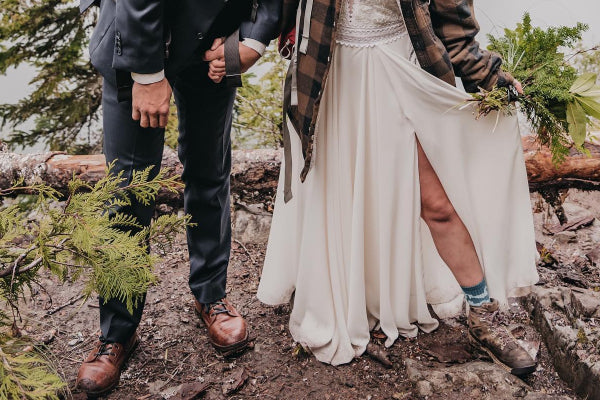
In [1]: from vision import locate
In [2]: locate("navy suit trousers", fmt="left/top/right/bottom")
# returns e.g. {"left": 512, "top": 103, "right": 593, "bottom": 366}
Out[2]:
{"left": 100, "top": 53, "right": 236, "bottom": 343}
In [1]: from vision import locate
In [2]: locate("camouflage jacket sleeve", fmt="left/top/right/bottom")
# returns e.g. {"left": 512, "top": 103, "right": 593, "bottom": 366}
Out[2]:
{"left": 429, "top": 0, "right": 513, "bottom": 92}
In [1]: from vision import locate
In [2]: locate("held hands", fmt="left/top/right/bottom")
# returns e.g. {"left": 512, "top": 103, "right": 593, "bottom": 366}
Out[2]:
{"left": 132, "top": 78, "right": 172, "bottom": 128}
{"left": 203, "top": 38, "right": 261, "bottom": 84}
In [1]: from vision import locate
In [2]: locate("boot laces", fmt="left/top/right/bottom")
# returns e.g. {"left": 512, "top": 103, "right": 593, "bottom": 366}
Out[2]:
{"left": 206, "top": 301, "right": 230, "bottom": 317}
{"left": 96, "top": 336, "right": 116, "bottom": 357}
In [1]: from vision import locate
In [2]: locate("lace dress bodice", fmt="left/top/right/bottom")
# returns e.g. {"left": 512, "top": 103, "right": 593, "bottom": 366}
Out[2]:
{"left": 336, "top": 0, "right": 408, "bottom": 47}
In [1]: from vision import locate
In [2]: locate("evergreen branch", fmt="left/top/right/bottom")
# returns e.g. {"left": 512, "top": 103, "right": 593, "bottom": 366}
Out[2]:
{"left": 0, "top": 256, "right": 43, "bottom": 280}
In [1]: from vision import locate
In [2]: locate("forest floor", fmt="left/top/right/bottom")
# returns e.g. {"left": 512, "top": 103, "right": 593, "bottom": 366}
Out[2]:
{"left": 15, "top": 189, "right": 600, "bottom": 400}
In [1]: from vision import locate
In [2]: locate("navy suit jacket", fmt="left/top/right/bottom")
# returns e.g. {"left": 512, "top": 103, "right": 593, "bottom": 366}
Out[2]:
{"left": 82, "top": 0, "right": 280, "bottom": 88}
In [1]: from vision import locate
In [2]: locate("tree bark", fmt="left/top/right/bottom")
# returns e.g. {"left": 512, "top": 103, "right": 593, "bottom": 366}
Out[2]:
{"left": 523, "top": 136, "right": 600, "bottom": 191}
{"left": 0, "top": 147, "right": 282, "bottom": 206}
{"left": 1, "top": 138, "right": 599, "bottom": 206}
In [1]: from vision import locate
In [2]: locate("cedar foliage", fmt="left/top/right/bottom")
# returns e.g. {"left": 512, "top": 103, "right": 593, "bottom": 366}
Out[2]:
{"left": 0, "top": 167, "right": 189, "bottom": 398}
{"left": 0, "top": 336, "right": 64, "bottom": 399}
{"left": 0, "top": 0, "right": 101, "bottom": 153}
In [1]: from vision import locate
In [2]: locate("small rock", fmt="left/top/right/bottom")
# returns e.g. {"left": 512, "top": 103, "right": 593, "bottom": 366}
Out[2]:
{"left": 147, "top": 380, "right": 166, "bottom": 395}
{"left": 172, "top": 382, "right": 211, "bottom": 400}
{"left": 563, "top": 203, "right": 595, "bottom": 223}
{"left": 160, "top": 384, "right": 182, "bottom": 399}
{"left": 554, "top": 231, "right": 577, "bottom": 244}
{"left": 68, "top": 332, "right": 84, "bottom": 346}
{"left": 559, "top": 269, "right": 588, "bottom": 288}
{"left": 585, "top": 247, "right": 600, "bottom": 266}
{"left": 544, "top": 215, "right": 595, "bottom": 235}
{"left": 571, "top": 289, "right": 600, "bottom": 318}
{"left": 232, "top": 208, "right": 272, "bottom": 244}
{"left": 415, "top": 381, "right": 432, "bottom": 397}
{"left": 40, "top": 329, "right": 57, "bottom": 345}
{"left": 222, "top": 367, "right": 248, "bottom": 395}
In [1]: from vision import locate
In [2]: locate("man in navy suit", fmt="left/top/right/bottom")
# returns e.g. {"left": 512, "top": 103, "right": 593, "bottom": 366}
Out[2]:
{"left": 76, "top": 0, "right": 280, "bottom": 394}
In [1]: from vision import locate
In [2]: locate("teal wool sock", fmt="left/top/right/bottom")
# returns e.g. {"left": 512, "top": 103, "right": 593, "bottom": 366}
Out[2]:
{"left": 461, "top": 279, "right": 490, "bottom": 307}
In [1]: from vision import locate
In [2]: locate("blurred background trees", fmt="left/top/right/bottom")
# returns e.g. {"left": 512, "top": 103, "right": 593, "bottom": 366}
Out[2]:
{"left": 0, "top": 0, "right": 102, "bottom": 154}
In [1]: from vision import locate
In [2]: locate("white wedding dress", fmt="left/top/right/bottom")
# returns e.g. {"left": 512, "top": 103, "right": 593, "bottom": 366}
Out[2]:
{"left": 257, "top": 0, "right": 539, "bottom": 366}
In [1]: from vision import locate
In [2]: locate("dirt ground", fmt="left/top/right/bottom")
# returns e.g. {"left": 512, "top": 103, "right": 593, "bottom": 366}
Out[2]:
{"left": 16, "top": 190, "right": 600, "bottom": 400}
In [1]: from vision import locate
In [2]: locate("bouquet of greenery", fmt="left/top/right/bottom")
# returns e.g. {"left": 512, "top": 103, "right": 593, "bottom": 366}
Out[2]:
{"left": 470, "top": 14, "right": 600, "bottom": 162}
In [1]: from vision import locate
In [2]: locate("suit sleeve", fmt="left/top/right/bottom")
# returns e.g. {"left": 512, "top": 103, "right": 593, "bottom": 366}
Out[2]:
{"left": 240, "top": 0, "right": 282, "bottom": 46}
{"left": 430, "top": 0, "right": 513, "bottom": 92}
{"left": 112, "top": 0, "right": 165, "bottom": 74}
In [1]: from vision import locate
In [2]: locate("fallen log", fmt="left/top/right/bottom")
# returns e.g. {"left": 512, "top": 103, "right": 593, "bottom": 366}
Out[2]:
{"left": 1, "top": 137, "right": 600, "bottom": 205}
{"left": 0, "top": 147, "right": 281, "bottom": 206}
{"left": 523, "top": 136, "right": 600, "bottom": 191}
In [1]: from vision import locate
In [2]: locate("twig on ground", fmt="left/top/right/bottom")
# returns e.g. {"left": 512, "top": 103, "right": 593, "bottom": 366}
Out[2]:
{"left": 163, "top": 353, "right": 192, "bottom": 388}
{"left": 233, "top": 239, "right": 255, "bottom": 265}
{"left": 45, "top": 294, "right": 86, "bottom": 316}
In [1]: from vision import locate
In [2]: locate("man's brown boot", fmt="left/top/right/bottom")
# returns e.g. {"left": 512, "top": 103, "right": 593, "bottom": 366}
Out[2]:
{"left": 76, "top": 334, "right": 138, "bottom": 396}
{"left": 195, "top": 298, "right": 248, "bottom": 356}
{"left": 468, "top": 299, "right": 537, "bottom": 376}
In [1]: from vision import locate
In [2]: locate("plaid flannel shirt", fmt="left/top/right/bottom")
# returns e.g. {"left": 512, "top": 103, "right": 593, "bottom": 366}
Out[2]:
{"left": 282, "top": 0, "right": 514, "bottom": 184}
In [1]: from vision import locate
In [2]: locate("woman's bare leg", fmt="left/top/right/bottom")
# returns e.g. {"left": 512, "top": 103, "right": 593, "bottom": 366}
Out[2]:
{"left": 417, "top": 140, "right": 483, "bottom": 287}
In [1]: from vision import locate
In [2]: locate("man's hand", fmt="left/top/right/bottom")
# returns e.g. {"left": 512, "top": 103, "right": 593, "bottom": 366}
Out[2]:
{"left": 132, "top": 78, "right": 172, "bottom": 128}
{"left": 203, "top": 38, "right": 261, "bottom": 84}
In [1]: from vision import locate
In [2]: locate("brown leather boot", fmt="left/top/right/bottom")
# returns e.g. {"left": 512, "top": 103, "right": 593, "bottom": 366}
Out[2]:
{"left": 76, "top": 334, "right": 138, "bottom": 395}
{"left": 468, "top": 299, "right": 537, "bottom": 376}
{"left": 195, "top": 298, "right": 248, "bottom": 355}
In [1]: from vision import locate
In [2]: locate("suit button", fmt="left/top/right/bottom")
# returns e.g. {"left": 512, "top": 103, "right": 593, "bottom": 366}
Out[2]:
{"left": 197, "top": 32, "right": 204, "bottom": 40}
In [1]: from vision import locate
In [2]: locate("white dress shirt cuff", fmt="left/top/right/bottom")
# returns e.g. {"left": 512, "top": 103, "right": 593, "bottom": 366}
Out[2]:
{"left": 131, "top": 70, "right": 165, "bottom": 85}
{"left": 241, "top": 39, "right": 267, "bottom": 56}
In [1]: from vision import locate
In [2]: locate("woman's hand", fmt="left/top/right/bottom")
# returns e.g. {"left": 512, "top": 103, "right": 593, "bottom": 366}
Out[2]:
{"left": 513, "top": 79, "right": 523, "bottom": 95}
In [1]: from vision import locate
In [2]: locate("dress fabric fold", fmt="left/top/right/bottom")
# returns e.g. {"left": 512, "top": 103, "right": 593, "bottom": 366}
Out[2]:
{"left": 257, "top": 33, "right": 539, "bottom": 366}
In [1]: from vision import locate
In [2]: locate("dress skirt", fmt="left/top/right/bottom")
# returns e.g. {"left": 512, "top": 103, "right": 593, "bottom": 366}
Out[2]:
{"left": 257, "top": 35, "right": 539, "bottom": 366}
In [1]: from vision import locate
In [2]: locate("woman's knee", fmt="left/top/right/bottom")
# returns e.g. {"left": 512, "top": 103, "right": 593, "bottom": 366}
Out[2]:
{"left": 421, "top": 196, "right": 457, "bottom": 224}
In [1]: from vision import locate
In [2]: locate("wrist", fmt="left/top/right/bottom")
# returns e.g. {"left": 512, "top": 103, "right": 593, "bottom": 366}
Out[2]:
{"left": 495, "top": 70, "right": 515, "bottom": 88}
{"left": 241, "top": 38, "right": 266, "bottom": 56}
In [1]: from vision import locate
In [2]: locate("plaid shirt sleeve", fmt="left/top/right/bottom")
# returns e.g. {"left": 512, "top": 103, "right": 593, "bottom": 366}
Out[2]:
{"left": 429, "top": 0, "right": 514, "bottom": 92}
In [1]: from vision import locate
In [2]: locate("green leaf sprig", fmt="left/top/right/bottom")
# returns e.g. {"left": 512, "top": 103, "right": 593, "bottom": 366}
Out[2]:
{"left": 470, "top": 14, "right": 598, "bottom": 163}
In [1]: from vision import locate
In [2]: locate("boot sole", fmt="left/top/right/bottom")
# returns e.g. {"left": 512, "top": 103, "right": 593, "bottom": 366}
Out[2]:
{"left": 78, "top": 337, "right": 139, "bottom": 397}
{"left": 194, "top": 308, "right": 250, "bottom": 356}
{"left": 468, "top": 333, "right": 536, "bottom": 377}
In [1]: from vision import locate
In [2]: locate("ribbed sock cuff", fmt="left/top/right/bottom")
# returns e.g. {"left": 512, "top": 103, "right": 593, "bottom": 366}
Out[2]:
{"left": 461, "top": 278, "right": 490, "bottom": 307}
